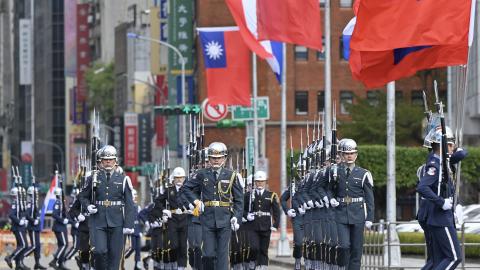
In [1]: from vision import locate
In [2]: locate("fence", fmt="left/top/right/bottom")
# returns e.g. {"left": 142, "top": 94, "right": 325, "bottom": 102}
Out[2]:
{"left": 362, "top": 220, "right": 480, "bottom": 269}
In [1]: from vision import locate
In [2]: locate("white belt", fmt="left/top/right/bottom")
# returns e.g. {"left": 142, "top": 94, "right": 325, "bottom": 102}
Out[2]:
{"left": 337, "top": 197, "right": 363, "bottom": 203}
{"left": 254, "top": 211, "right": 271, "bottom": 217}
{"left": 96, "top": 200, "right": 123, "bottom": 207}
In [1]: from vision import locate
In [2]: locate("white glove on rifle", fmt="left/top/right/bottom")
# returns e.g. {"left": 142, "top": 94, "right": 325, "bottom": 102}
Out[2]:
{"left": 230, "top": 217, "right": 239, "bottom": 231}
{"left": 175, "top": 208, "right": 183, "bottom": 215}
{"left": 365, "top": 221, "right": 373, "bottom": 230}
{"left": 442, "top": 198, "right": 453, "bottom": 211}
{"left": 63, "top": 218, "right": 69, "bottom": 225}
{"left": 34, "top": 219, "right": 39, "bottom": 226}
{"left": 162, "top": 209, "right": 172, "bottom": 218}
{"left": 270, "top": 227, "right": 277, "bottom": 232}
{"left": 330, "top": 198, "right": 339, "bottom": 208}
{"left": 247, "top": 213, "right": 255, "bottom": 221}
{"left": 87, "top": 205, "right": 98, "bottom": 214}
{"left": 75, "top": 222, "right": 80, "bottom": 228}
{"left": 162, "top": 215, "right": 169, "bottom": 223}
{"left": 307, "top": 200, "right": 314, "bottom": 208}
{"left": 298, "top": 207, "right": 306, "bottom": 215}
{"left": 19, "top": 219, "right": 26, "bottom": 226}
{"left": 323, "top": 196, "right": 330, "bottom": 208}
{"left": 188, "top": 203, "right": 195, "bottom": 211}
{"left": 287, "top": 209, "right": 297, "bottom": 218}
{"left": 77, "top": 214, "right": 86, "bottom": 222}
{"left": 315, "top": 201, "right": 323, "bottom": 208}
{"left": 123, "top": 228, "right": 134, "bottom": 235}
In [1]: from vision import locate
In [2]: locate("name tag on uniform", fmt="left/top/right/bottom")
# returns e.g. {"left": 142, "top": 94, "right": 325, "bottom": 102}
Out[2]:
{"left": 353, "top": 177, "right": 361, "bottom": 180}
{"left": 113, "top": 182, "right": 122, "bottom": 185}
{"left": 220, "top": 180, "right": 230, "bottom": 184}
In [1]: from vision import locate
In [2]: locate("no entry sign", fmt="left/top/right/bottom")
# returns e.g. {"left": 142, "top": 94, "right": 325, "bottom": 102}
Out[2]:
{"left": 202, "top": 98, "right": 228, "bottom": 122}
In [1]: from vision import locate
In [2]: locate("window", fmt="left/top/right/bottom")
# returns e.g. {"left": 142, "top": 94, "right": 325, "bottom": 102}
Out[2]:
{"left": 317, "top": 91, "right": 325, "bottom": 113}
{"left": 396, "top": 91, "right": 403, "bottom": 101}
{"left": 319, "top": 0, "right": 325, "bottom": 8}
{"left": 317, "top": 36, "right": 326, "bottom": 60}
{"left": 340, "top": 91, "right": 353, "bottom": 114}
{"left": 411, "top": 90, "right": 423, "bottom": 106}
{"left": 295, "top": 46, "right": 308, "bottom": 61}
{"left": 340, "top": 0, "right": 353, "bottom": 8}
{"left": 367, "top": 91, "right": 380, "bottom": 106}
{"left": 295, "top": 91, "right": 308, "bottom": 115}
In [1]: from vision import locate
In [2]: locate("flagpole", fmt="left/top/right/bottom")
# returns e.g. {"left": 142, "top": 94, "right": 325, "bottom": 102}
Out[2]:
{"left": 277, "top": 43, "right": 290, "bottom": 256}
{"left": 324, "top": 0, "right": 332, "bottom": 140}
{"left": 252, "top": 53, "right": 259, "bottom": 169}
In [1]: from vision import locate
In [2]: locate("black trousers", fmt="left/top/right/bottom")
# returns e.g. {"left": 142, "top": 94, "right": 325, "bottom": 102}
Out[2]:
{"left": 11, "top": 230, "right": 27, "bottom": 261}
{"left": 24, "top": 230, "right": 41, "bottom": 259}
{"left": 54, "top": 230, "right": 69, "bottom": 263}
{"left": 168, "top": 222, "right": 188, "bottom": 266}
{"left": 202, "top": 225, "right": 232, "bottom": 270}
{"left": 90, "top": 226, "right": 124, "bottom": 270}
{"left": 78, "top": 230, "right": 90, "bottom": 263}
{"left": 250, "top": 230, "right": 271, "bottom": 266}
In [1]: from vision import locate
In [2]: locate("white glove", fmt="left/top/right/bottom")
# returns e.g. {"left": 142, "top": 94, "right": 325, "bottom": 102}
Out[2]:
{"left": 442, "top": 198, "right": 453, "bottom": 210}
{"left": 162, "top": 215, "right": 169, "bottom": 223}
{"left": 230, "top": 217, "right": 238, "bottom": 225}
{"left": 187, "top": 209, "right": 194, "bottom": 215}
{"left": 242, "top": 217, "right": 248, "bottom": 223}
{"left": 145, "top": 222, "right": 151, "bottom": 231}
{"left": 188, "top": 203, "right": 195, "bottom": 211}
{"left": 365, "top": 221, "right": 373, "bottom": 229}
{"left": 302, "top": 202, "right": 308, "bottom": 209}
{"left": 231, "top": 222, "right": 240, "bottom": 231}
{"left": 151, "top": 221, "right": 160, "bottom": 228}
{"left": 19, "top": 219, "right": 26, "bottom": 226}
{"left": 175, "top": 208, "right": 183, "bottom": 215}
{"left": 163, "top": 209, "right": 172, "bottom": 218}
{"left": 87, "top": 205, "right": 98, "bottom": 214}
{"left": 194, "top": 200, "right": 205, "bottom": 213}
{"left": 123, "top": 228, "right": 134, "bottom": 234}
{"left": 63, "top": 218, "right": 69, "bottom": 225}
{"left": 270, "top": 227, "right": 277, "bottom": 232}
{"left": 247, "top": 213, "right": 255, "bottom": 221}
{"left": 315, "top": 201, "right": 323, "bottom": 208}
{"left": 307, "top": 200, "right": 314, "bottom": 208}
{"left": 34, "top": 219, "right": 39, "bottom": 226}
{"left": 298, "top": 207, "right": 306, "bottom": 215}
{"left": 75, "top": 222, "right": 80, "bottom": 228}
{"left": 330, "top": 198, "right": 339, "bottom": 208}
{"left": 323, "top": 196, "right": 330, "bottom": 208}
{"left": 287, "top": 209, "right": 297, "bottom": 218}
{"left": 23, "top": 219, "right": 29, "bottom": 227}
{"left": 77, "top": 214, "right": 86, "bottom": 222}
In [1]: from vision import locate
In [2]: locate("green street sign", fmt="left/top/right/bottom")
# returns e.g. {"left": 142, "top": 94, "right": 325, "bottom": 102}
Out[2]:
{"left": 245, "top": 137, "right": 255, "bottom": 175}
{"left": 232, "top": 97, "right": 270, "bottom": 120}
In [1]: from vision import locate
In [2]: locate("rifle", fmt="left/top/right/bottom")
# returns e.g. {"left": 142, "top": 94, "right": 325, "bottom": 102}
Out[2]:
{"left": 16, "top": 166, "right": 27, "bottom": 214}
{"left": 56, "top": 169, "right": 66, "bottom": 218}
{"left": 90, "top": 109, "right": 101, "bottom": 205}
{"left": 434, "top": 81, "right": 452, "bottom": 198}
{"left": 422, "top": 90, "right": 432, "bottom": 123}
{"left": 300, "top": 131, "right": 304, "bottom": 178}
{"left": 289, "top": 135, "right": 296, "bottom": 209}
{"left": 330, "top": 103, "right": 338, "bottom": 183}
{"left": 31, "top": 167, "right": 37, "bottom": 219}
{"left": 12, "top": 166, "right": 21, "bottom": 218}
{"left": 321, "top": 112, "right": 327, "bottom": 168}
{"left": 248, "top": 149, "right": 255, "bottom": 213}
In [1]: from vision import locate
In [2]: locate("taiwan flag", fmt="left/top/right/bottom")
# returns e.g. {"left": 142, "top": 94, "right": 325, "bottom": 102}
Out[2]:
{"left": 198, "top": 27, "right": 251, "bottom": 106}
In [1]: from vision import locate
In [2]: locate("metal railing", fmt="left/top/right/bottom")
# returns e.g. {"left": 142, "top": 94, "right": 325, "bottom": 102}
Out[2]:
{"left": 362, "top": 220, "right": 480, "bottom": 269}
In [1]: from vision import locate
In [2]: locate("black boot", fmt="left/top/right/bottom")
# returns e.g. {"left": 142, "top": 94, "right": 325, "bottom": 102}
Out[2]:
{"left": 57, "top": 261, "right": 70, "bottom": 270}
{"left": 48, "top": 258, "right": 57, "bottom": 268}
{"left": 75, "top": 255, "right": 81, "bottom": 268}
{"left": 33, "top": 257, "right": 47, "bottom": 270}
{"left": 18, "top": 260, "right": 30, "bottom": 270}
{"left": 4, "top": 256, "right": 13, "bottom": 269}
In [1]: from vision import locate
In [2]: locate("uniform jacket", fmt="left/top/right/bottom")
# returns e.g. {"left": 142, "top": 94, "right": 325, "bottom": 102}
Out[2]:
{"left": 9, "top": 201, "right": 26, "bottom": 232}
{"left": 245, "top": 189, "right": 280, "bottom": 231}
{"left": 332, "top": 164, "right": 375, "bottom": 224}
{"left": 79, "top": 168, "right": 135, "bottom": 229}
{"left": 52, "top": 198, "right": 67, "bottom": 232}
{"left": 26, "top": 200, "right": 41, "bottom": 232}
{"left": 182, "top": 167, "right": 244, "bottom": 229}
{"left": 68, "top": 198, "right": 89, "bottom": 233}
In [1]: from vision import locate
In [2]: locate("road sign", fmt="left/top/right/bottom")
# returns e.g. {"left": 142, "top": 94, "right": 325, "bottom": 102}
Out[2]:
{"left": 232, "top": 97, "right": 270, "bottom": 120}
{"left": 245, "top": 137, "right": 254, "bottom": 174}
{"left": 202, "top": 98, "right": 228, "bottom": 122}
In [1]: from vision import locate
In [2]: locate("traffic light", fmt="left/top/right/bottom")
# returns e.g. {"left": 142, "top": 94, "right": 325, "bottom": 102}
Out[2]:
{"left": 154, "top": 104, "right": 201, "bottom": 115}
{"left": 216, "top": 119, "right": 246, "bottom": 128}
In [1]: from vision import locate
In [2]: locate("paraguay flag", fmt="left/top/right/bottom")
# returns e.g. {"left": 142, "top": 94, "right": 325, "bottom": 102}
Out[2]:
{"left": 198, "top": 27, "right": 251, "bottom": 106}
{"left": 40, "top": 173, "right": 58, "bottom": 229}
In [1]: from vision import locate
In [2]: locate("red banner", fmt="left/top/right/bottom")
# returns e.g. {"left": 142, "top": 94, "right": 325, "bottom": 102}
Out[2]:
{"left": 155, "top": 75, "right": 168, "bottom": 146}
{"left": 124, "top": 113, "right": 139, "bottom": 167}
{"left": 76, "top": 3, "right": 90, "bottom": 101}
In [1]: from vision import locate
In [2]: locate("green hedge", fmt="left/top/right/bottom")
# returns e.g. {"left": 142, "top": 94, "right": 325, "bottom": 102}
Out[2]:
{"left": 287, "top": 145, "right": 480, "bottom": 188}
{"left": 365, "top": 232, "right": 480, "bottom": 258}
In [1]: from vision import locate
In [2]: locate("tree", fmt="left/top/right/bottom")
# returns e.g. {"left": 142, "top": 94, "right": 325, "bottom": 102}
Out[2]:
{"left": 84, "top": 62, "right": 115, "bottom": 121}
{"left": 339, "top": 92, "right": 424, "bottom": 145}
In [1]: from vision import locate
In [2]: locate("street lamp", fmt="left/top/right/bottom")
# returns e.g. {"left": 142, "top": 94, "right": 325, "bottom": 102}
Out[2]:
{"left": 36, "top": 139, "right": 65, "bottom": 175}
{"left": 127, "top": 32, "right": 187, "bottom": 169}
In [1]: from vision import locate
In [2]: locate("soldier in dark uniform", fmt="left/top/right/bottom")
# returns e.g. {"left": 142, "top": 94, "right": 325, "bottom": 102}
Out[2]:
{"left": 330, "top": 139, "right": 374, "bottom": 270}
{"left": 182, "top": 142, "right": 244, "bottom": 270}
{"left": 125, "top": 189, "right": 142, "bottom": 270}
{"left": 49, "top": 187, "right": 70, "bottom": 270}
{"left": 244, "top": 170, "right": 280, "bottom": 269}
{"left": 67, "top": 189, "right": 89, "bottom": 269}
{"left": 5, "top": 187, "right": 29, "bottom": 270}
{"left": 138, "top": 202, "right": 155, "bottom": 269}
{"left": 24, "top": 184, "right": 47, "bottom": 269}
{"left": 148, "top": 193, "right": 166, "bottom": 270}
{"left": 79, "top": 145, "right": 136, "bottom": 270}
{"left": 65, "top": 187, "right": 80, "bottom": 262}
{"left": 417, "top": 127, "right": 465, "bottom": 270}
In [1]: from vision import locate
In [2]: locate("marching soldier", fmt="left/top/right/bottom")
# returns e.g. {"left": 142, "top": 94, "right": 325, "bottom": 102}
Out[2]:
{"left": 125, "top": 189, "right": 142, "bottom": 270}
{"left": 244, "top": 170, "right": 280, "bottom": 269}
{"left": 182, "top": 142, "right": 244, "bottom": 269}
{"left": 5, "top": 187, "right": 29, "bottom": 270}
{"left": 65, "top": 187, "right": 81, "bottom": 262}
{"left": 67, "top": 189, "right": 89, "bottom": 269}
{"left": 330, "top": 139, "right": 374, "bottom": 270}
{"left": 79, "top": 145, "right": 136, "bottom": 270}
{"left": 417, "top": 127, "right": 465, "bottom": 269}
{"left": 50, "top": 187, "right": 70, "bottom": 270}
{"left": 24, "top": 184, "right": 47, "bottom": 269}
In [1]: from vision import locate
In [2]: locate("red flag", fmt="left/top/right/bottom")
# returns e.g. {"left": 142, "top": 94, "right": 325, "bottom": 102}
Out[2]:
{"left": 349, "top": 43, "right": 468, "bottom": 88}
{"left": 225, "top": 0, "right": 273, "bottom": 59}
{"left": 198, "top": 27, "right": 251, "bottom": 106}
{"left": 351, "top": 0, "right": 473, "bottom": 51}
{"left": 257, "top": 0, "right": 323, "bottom": 51}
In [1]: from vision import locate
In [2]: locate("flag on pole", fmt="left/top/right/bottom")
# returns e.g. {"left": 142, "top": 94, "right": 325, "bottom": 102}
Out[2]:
{"left": 256, "top": 0, "right": 323, "bottom": 51}
{"left": 40, "top": 173, "right": 58, "bottom": 230}
{"left": 198, "top": 27, "right": 251, "bottom": 106}
{"left": 225, "top": 0, "right": 284, "bottom": 84}
{"left": 351, "top": 0, "right": 474, "bottom": 51}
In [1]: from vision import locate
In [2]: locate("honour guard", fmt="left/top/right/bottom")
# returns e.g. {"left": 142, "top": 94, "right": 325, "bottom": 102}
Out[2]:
{"left": 125, "top": 189, "right": 142, "bottom": 270}
{"left": 182, "top": 142, "right": 244, "bottom": 269}
{"left": 50, "top": 186, "right": 70, "bottom": 270}
{"left": 79, "top": 145, "right": 136, "bottom": 270}
{"left": 24, "top": 183, "right": 47, "bottom": 269}
{"left": 417, "top": 127, "right": 464, "bottom": 269}
{"left": 244, "top": 170, "right": 280, "bottom": 269}
{"left": 331, "top": 139, "right": 374, "bottom": 270}
{"left": 5, "top": 186, "right": 29, "bottom": 270}
{"left": 65, "top": 187, "right": 81, "bottom": 262}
